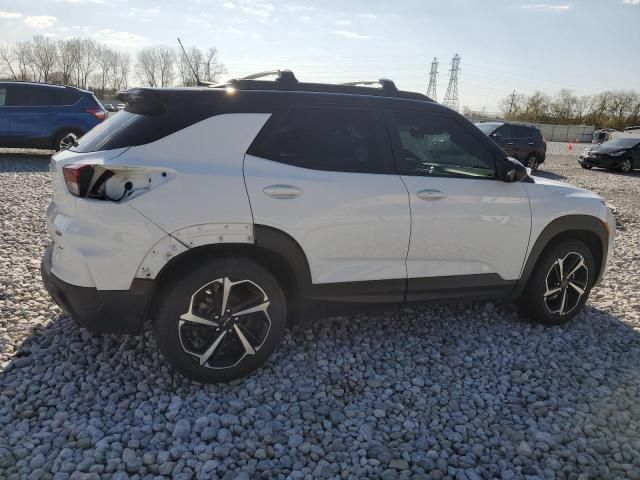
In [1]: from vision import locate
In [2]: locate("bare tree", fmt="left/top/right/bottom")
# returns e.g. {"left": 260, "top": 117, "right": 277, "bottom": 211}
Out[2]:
{"left": 96, "top": 44, "right": 117, "bottom": 98}
{"left": 15, "top": 41, "right": 34, "bottom": 81}
{"left": 0, "top": 42, "right": 18, "bottom": 80}
{"left": 31, "top": 35, "right": 58, "bottom": 83}
{"left": 57, "top": 39, "right": 80, "bottom": 85}
{"left": 136, "top": 46, "right": 175, "bottom": 87}
{"left": 177, "top": 46, "right": 226, "bottom": 86}
{"left": 76, "top": 39, "right": 98, "bottom": 89}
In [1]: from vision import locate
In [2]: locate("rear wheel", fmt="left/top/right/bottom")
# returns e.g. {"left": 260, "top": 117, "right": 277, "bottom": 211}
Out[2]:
{"left": 526, "top": 152, "right": 540, "bottom": 171}
{"left": 580, "top": 163, "right": 592, "bottom": 169}
{"left": 520, "top": 240, "right": 595, "bottom": 325}
{"left": 619, "top": 158, "right": 632, "bottom": 173}
{"left": 54, "top": 129, "right": 81, "bottom": 151}
{"left": 153, "top": 257, "right": 287, "bottom": 383}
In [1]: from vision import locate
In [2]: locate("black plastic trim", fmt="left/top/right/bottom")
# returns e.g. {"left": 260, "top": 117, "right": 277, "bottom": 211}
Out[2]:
{"left": 511, "top": 215, "right": 609, "bottom": 298}
{"left": 41, "top": 245, "right": 153, "bottom": 335}
{"left": 407, "top": 274, "right": 516, "bottom": 302}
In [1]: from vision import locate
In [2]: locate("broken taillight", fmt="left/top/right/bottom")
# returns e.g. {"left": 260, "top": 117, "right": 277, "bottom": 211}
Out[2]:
{"left": 63, "top": 164, "right": 95, "bottom": 197}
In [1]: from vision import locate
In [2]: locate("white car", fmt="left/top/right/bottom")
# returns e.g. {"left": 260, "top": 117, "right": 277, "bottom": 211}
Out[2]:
{"left": 42, "top": 72, "right": 615, "bottom": 383}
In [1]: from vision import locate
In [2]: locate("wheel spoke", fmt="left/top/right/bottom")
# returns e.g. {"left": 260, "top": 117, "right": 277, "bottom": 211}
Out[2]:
{"left": 567, "top": 257, "right": 585, "bottom": 278}
{"left": 559, "top": 289, "right": 567, "bottom": 315}
{"left": 234, "top": 301, "right": 270, "bottom": 317}
{"left": 556, "top": 257, "right": 564, "bottom": 280}
{"left": 568, "top": 282, "right": 585, "bottom": 296}
{"left": 198, "top": 330, "right": 228, "bottom": 366}
{"left": 180, "top": 311, "right": 219, "bottom": 327}
{"left": 233, "top": 324, "right": 256, "bottom": 355}
{"left": 220, "top": 277, "right": 232, "bottom": 316}
{"left": 544, "top": 287, "right": 562, "bottom": 297}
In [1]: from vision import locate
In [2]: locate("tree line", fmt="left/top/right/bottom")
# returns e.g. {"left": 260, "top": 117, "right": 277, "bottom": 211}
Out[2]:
{"left": 0, "top": 35, "right": 226, "bottom": 99}
{"left": 493, "top": 89, "right": 640, "bottom": 130}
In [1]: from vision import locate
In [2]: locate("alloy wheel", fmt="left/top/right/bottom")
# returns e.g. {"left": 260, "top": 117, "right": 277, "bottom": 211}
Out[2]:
{"left": 543, "top": 252, "right": 589, "bottom": 316}
{"left": 527, "top": 155, "right": 539, "bottom": 171}
{"left": 178, "top": 277, "right": 272, "bottom": 369}
{"left": 620, "top": 159, "right": 632, "bottom": 173}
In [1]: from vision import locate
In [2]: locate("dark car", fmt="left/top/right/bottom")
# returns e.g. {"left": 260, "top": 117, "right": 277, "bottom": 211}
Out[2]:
{"left": 0, "top": 82, "right": 106, "bottom": 150}
{"left": 475, "top": 121, "right": 547, "bottom": 171}
{"left": 579, "top": 137, "right": 640, "bottom": 173}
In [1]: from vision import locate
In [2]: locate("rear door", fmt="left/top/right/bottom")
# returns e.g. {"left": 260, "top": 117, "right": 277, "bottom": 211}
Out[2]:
{"left": 512, "top": 125, "right": 534, "bottom": 159}
{"left": 492, "top": 124, "right": 517, "bottom": 157}
{"left": 0, "top": 86, "right": 9, "bottom": 145}
{"left": 6, "top": 85, "right": 53, "bottom": 143}
{"left": 386, "top": 110, "right": 531, "bottom": 300}
{"left": 243, "top": 105, "right": 411, "bottom": 298}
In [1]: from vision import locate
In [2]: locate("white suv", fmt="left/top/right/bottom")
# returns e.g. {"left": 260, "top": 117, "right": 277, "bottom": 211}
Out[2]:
{"left": 41, "top": 72, "right": 615, "bottom": 383}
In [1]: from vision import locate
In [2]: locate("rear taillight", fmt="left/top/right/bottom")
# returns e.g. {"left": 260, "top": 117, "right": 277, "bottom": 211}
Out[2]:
{"left": 63, "top": 164, "right": 94, "bottom": 197}
{"left": 86, "top": 108, "right": 106, "bottom": 121}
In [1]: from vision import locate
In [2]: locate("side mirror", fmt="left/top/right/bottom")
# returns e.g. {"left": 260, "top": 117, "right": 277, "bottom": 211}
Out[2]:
{"left": 503, "top": 157, "right": 529, "bottom": 183}
{"left": 491, "top": 133, "right": 501, "bottom": 140}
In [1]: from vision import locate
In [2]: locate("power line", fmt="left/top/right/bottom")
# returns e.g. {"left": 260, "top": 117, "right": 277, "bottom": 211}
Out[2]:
{"left": 443, "top": 54, "right": 461, "bottom": 111}
{"left": 426, "top": 57, "right": 438, "bottom": 101}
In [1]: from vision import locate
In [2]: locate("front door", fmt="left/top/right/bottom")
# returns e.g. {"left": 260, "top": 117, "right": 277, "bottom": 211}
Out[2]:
{"left": 244, "top": 105, "right": 411, "bottom": 301}
{"left": 386, "top": 110, "right": 532, "bottom": 300}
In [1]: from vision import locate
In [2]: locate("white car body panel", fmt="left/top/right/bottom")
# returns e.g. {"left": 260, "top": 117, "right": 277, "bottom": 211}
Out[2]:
{"left": 401, "top": 176, "right": 532, "bottom": 280}
{"left": 243, "top": 154, "right": 411, "bottom": 284}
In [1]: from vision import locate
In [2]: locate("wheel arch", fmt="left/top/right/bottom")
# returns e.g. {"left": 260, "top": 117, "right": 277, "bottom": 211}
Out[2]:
{"left": 144, "top": 225, "right": 312, "bottom": 328}
{"left": 513, "top": 215, "right": 609, "bottom": 298}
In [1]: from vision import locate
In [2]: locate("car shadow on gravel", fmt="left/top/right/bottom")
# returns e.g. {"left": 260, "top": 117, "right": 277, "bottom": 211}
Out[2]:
{"left": 0, "top": 152, "right": 52, "bottom": 173}
{"left": 2, "top": 301, "right": 639, "bottom": 478}
{"left": 532, "top": 170, "right": 567, "bottom": 181}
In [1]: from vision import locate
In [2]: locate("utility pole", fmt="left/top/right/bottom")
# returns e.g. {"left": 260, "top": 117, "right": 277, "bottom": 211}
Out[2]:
{"left": 443, "top": 54, "right": 461, "bottom": 111}
{"left": 426, "top": 57, "right": 438, "bottom": 101}
{"left": 508, "top": 89, "right": 517, "bottom": 114}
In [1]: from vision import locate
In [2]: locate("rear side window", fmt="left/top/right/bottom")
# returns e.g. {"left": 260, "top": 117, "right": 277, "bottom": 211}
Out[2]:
{"left": 0, "top": 88, "right": 6, "bottom": 106}
{"left": 495, "top": 124, "right": 511, "bottom": 138}
{"left": 50, "top": 89, "right": 81, "bottom": 105}
{"left": 250, "top": 106, "right": 384, "bottom": 173}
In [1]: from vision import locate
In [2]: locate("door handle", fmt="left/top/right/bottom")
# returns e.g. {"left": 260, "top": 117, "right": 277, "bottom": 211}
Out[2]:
{"left": 528, "top": 142, "right": 534, "bottom": 145}
{"left": 417, "top": 189, "right": 447, "bottom": 201}
{"left": 506, "top": 142, "right": 514, "bottom": 145}
{"left": 263, "top": 184, "right": 303, "bottom": 199}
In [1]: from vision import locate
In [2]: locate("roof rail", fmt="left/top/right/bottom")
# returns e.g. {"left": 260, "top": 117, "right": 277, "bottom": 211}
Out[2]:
{"left": 217, "top": 70, "right": 432, "bottom": 102}
{"left": 341, "top": 78, "right": 398, "bottom": 93}
{"left": 235, "top": 69, "right": 299, "bottom": 83}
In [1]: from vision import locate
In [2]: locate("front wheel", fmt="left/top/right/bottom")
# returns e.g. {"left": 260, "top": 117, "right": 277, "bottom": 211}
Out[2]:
{"left": 580, "top": 163, "right": 592, "bottom": 169}
{"left": 153, "top": 257, "right": 287, "bottom": 383}
{"left": 520, "top": 240, "right": 595, "bottom": 325}
{"left": 619, "top": 158, "right": 632, "bottom": 173}
{"left": 54, "top": 129, "right": 81, "bottom": 151}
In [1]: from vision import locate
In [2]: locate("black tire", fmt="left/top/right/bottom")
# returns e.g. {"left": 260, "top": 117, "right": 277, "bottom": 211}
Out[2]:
{"left": 526, "top": 152, "right": 540, "bottom": 171}
{"left": 580, "top": 163, "right": 592, "bottom": 170}
{"left": 54, "top": 129, "right": 81, "bottom": 151}
{"left": 619, "top": 158, "right": 632, "bottom": 173}
{"left": 519, "top": 240, "right": 595, "bottom": 325}
{"left": 153, "top": 257, "right": 287, "bottom": 383}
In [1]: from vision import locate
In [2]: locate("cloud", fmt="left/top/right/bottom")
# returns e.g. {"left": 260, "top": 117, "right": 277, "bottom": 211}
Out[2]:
{"left": 62, "top": 0, "right": 104, "bottom": 3}
{"left": 0, "top": 11, "right": 22, "bottom": 19}
{"left": 24, "top": 15, "right": 58, "bottom": 28}
{"left": 332, "top": 29, "right": 371, "bottom": 40}
{"left": 519, "top": 3, "right": 571, "bottom": 10}
{"left": 129, "top": 7, "right": 160, "bottom": 15}
{"left": 334, "top": 20, "right": 352, "bottom": 26}
{"left": 357, "top": 13, "right": 377, "bottom": 19}
{"left": 622, "top": 0, "right": 640, "bottom": 4}
{"left": 283, "top": 4, "right": 315, "bottom": 12}
{"left": 238, "top": 0, "right": 274, "bottom": 18}
{"left": 222, "top": 1, "right": 235, "bottom": 8}
{"left": 94, "top": 29, "right": 146, "bottom": 48}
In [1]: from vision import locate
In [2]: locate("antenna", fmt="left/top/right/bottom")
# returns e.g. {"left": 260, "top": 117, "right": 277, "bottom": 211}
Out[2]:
{"left": 426, "top": 57, "right": 438, "bottom": 101}
{"left": 177, "top": 38, "right": 215, "bottom": 87}
{"left": 443, "top": 54, "right": 461, "bottom": 111}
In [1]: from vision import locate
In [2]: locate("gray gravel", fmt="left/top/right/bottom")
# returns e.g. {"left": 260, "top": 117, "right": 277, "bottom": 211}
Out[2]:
{"left": 1, "top": 147, "right": 640, "bottom": 480}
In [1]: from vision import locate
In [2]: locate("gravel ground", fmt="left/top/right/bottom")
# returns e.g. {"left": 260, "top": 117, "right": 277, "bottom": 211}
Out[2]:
{"left": 1, "top": 146, "right": 639, "bottom": 480}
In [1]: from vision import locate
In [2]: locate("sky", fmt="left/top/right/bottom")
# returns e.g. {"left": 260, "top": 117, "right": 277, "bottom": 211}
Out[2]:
{"left": 0, "top": 0, "right": 639, "bottom": 112}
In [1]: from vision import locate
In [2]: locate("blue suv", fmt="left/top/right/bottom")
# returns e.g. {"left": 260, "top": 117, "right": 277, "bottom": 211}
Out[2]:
{"left": 0, "top": 82, "right": 106, "bottom": 151}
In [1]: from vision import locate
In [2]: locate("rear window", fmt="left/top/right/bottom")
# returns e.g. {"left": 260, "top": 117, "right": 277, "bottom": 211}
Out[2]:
{"left": 71, "top": 103, "right": 214, "bottom": 153}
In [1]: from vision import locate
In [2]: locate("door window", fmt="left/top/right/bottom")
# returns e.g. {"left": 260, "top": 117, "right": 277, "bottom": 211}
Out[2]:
{"left": 0, "top": 88, "right": 6, "bottom": 106}
{"left": 494, "top": 124, "right": 511, "bottom": 139}
{"left": 393, "top": 112, "right": 495, "bottom": 179}
{"left": 512, "top": 125, "right": 532, "bottom": 138}
{"left": 250, "top": 106, "right": 384, "bottom": 173}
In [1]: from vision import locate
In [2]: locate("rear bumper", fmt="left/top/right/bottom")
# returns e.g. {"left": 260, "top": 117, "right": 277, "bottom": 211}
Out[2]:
{"left": 41, "top": 244, "right": 153, "bottom": 335}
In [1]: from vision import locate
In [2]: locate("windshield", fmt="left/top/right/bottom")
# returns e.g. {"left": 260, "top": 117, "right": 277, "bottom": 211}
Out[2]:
{"left": 601, "top": 137, "right": 640, "bottom": 149}
{"left": 475, "top": 122, "right": 501, "bottom": 135}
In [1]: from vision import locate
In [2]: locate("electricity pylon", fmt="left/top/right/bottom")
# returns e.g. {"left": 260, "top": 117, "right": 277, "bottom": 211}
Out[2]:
{"left": 426, "top": 57, "right": 438, "bottom": 101}
{"left": 443, "top": 54, "right": 461, "bottom": 111}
